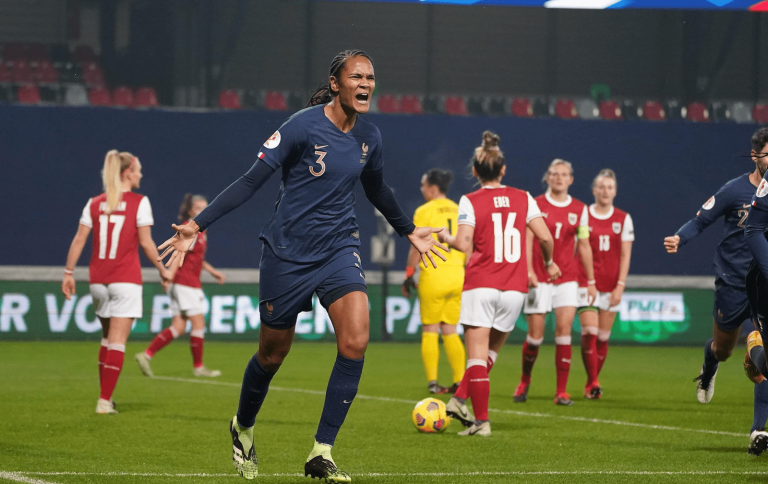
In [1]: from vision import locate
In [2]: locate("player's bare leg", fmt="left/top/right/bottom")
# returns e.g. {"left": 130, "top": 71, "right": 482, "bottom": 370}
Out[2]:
{"left": 305, "top": 291, "right": 368, "bottom": 483}
{"left": 553, "top": 306, "right": 576, "bottom": 405}
{"left": 515, "top": 314, "right": 545, "bottom": 402}
{"left": 696, "top": 319, "right": 739, "bottom": 404}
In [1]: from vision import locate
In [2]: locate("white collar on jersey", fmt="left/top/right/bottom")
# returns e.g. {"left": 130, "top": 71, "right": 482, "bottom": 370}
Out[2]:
{"left": 480, "top": 185, "right": 507, "bottom": 189}
{"left": 545, "top": 192, "right": 572, "bottom": 208}
{"left": 589, "top": 204, "right": 614, "bottom": 220}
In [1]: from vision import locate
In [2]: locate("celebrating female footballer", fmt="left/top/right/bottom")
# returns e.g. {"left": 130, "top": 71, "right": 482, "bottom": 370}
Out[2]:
{"left": 578, "top": 169, "right": 634, "bottom": 398}
{"left": 440, "top": 131, "right": 560, "bottom": 437}
{"left": 62, "top": 150, "right": 170, "bottom": 414}
{"left": 157, "top": 50, "right": 448, "bottom": 481}
{"left": 135, "top": 194, "right": 225, "bottom": 378}
{"left": 402, "top": 168, "right": 466, "bottom": 395}
{"left": 514, "top": 159, "right": 596, "bottom": 406}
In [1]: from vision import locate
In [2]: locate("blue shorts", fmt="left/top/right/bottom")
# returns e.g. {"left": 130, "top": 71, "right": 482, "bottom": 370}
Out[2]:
{"left": 713, "top": 277, "right": 750, "bottom": 332}
{"left": 258, "top": 243, "right": 367, "bottom": 330}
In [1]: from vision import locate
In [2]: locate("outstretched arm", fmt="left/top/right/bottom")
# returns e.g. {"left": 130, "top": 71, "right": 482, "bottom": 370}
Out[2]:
{"left": 665, "top": 190, "right": 729, "bottom": 253}
{"left": 158, "top": 160, "right": 275, "bottom": 267}
{"left": 439, "top": 224, "right": 474, "bottom": 253}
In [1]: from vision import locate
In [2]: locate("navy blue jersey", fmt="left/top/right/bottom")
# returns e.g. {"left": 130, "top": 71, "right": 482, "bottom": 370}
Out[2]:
{"left": 676, "top": 173, "right": 755, "bottom": 287}
{"left": 258, "top": 105, "right": 387, "bottom": 262}
{"left": 746, "top": 176, "right": 768, "bottom": 279}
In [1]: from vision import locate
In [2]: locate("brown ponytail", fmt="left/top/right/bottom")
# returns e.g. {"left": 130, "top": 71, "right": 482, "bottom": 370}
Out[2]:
{"left": 101, "top": 150, "right": 136, "bottom": 214}
{"left": 471, "top": 130, "right": 505, "bottom": 183}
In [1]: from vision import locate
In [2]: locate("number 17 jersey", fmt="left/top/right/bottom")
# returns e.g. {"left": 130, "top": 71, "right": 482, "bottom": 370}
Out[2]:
{"left": 79, "top": 191, "right": 154, "bottom": 285}
{"left": 458, "top": 186, "right": 541, "bottom": 292}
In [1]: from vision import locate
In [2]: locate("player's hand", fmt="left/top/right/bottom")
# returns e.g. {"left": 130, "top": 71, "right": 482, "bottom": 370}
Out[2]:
{"left": 664, "top": 235, "right": 680, "bottom": 254}
{"left": 158, "top": 222, "right": 199, "bottom": 268}
{"left": 610, "top": 285, "right": 625, "bottom": 307}
{"left": 62, "top": 274, "right": 76, "bottom": 300}
{"left": 546, "top": 262, "right": 561, "bottom": 281}
{"left": 213, "top": 271, "right": 226, "bottom": 285}
{"left": 159, "top": 267, "right": 173, "bottom": 291}
{"left": 587, "top": 283, "right": 597, "bottom": 306}
{"left": 528, "top": 271, "right": 539, "bottom": 288}
{"left": 408, "top": 227, "right": 449, "bottom": 269}
{"left": 402, "top": 277, "right": 417, "bottom": 297}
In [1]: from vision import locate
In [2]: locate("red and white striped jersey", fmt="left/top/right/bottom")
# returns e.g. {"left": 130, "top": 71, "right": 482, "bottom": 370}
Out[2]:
{"left": 458, "top": 186, "right": 541, "bottom": 292}
{"left": 79, "top": 191, "right": 154, "bottom": 285}
{"left": 530, "top": 193, "right": 588, "bottom": 284}
{"left": 173, "top": 220, "right": 207, "bottom": 288}
{"left": 583, "top": 204, "right": 634, "bottom": 292}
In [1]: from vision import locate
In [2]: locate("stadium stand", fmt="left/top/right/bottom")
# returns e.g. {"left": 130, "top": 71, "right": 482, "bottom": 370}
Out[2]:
{"left": 218, "top": 89, "right": 241, "bottom": 109}
{"left": 642, "top": 100, "right": 666, "bottom": 121}
{"left": 112, "top": 87, "right": 134, "bottom": 108}
{"left": 753, "top": 103, "right": 768, "bottom": 124}
{"left": 16, "top": 84, "right": 41, "bottom": 104}
{"left": 400, "top": 95, "right": 423, "bottom": 115}
{"left": 686, "top": 102, "right": 710, "bottom": 122}
{"left": 134, "top": 87, "right": 158, "bottom": 108}
{"left": 63, "top": 84, "right": 88, "bottom": 106}
{"left": 599, "top": 100, "right": 622, "bottom": 120}
{"left": 88, "top": 87, "right": 111, "bottom": 106}
{"left": 511, "top": 97, "right": 533, "bottom": 118}
{"left": 555, "top": 98, "right": 578, "bottom": 119}
{"left": 264, "top": 91, "right": 287, "bottom": 111}
{"left": 377, "top": 94, "right": 399, "bottom": 114}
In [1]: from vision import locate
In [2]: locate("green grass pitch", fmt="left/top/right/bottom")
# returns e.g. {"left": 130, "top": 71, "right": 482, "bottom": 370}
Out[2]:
{"left": 1, "top": 340, "right": 767, "bottom": 483}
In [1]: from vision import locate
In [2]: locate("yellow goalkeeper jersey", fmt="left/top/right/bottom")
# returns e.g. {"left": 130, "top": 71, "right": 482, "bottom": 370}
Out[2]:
{"left": 413, "top": 198, "right": 465, "bottom": 280}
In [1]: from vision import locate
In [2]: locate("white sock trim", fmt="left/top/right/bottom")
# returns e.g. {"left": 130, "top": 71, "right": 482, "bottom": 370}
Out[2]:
{"left": 190, "top": 329, "right": 205, "bottom": 338}
{"left": 581, "top": 325, "right": 598, "bottom": 336}
{"left": 598, "top": 330, "right": 612, "bottom": 342}
{"left": 526, "top": 336, "right": 544, "bottom": 346}
{"left": 467, "top": 358, "right": 487, "bottom": 369}
{"left": 169, "top": 326, "right": 180, "bottom": 338}
{"left": 554, "top": 335, "right": 572, "bottom": 346}
{"left": 100, "top": 338, "right": 109, "bottom": 347}
{"left": 107, "top": 343, "right": 126, "bottom": 353}
{"left": 488, "top": 350, "right": 498, "bottom": 364}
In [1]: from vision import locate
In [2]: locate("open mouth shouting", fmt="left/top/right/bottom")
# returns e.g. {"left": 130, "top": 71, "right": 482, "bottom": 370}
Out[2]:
{"left": 355, "top": 92, "right": 369, "bottom": 105}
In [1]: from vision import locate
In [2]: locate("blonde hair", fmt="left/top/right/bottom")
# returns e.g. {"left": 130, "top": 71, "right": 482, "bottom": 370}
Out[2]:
{"left": 542, "top": 158, "right": 573, "bottom": 184}
{"left": 591, "top": 168, "right": 617, "bottom": 189}
{"left": 102, "top": 150, "right": 136, "bottom": 214}
{"left": 472, "top": 130, "right": 505, "bottom": 182}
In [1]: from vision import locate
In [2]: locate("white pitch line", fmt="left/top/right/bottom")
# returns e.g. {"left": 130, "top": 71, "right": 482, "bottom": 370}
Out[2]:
{"left": 150, "top": 375, "right": 746, "bottom": 438}
{"left": 18, "top": 470, "right": 768, "bottom": 478}
{"left": 0, "top": 471, "right": 62, "bottom": 484}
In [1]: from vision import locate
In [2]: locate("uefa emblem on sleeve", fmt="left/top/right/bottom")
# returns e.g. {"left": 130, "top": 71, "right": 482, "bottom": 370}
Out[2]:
{"left": 612, "top": 222, "right": 621, "bottom": 234}
{"left": 264, "top": 131, "right": 281, "bottom": 149}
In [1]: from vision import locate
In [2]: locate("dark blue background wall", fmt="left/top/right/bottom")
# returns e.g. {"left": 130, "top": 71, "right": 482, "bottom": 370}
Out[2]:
{"left": 1, "top": 104, "right": 761, "bottom": 275}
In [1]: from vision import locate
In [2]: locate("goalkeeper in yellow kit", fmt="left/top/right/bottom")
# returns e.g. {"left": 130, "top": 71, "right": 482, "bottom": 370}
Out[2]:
{"left": 403, "top": 168, "right": 467, "bottom": 394}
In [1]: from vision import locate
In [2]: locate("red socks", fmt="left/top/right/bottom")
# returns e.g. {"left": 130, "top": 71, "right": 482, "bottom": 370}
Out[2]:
{"left": 465, "top": 362, "right": 490, "bottom": 421}
{"left": 555, "top": 338, "right": 572, "bottom": 395}
{"left": 455, "top": 351, "right": 497, "bottom": 401}
{"left": 145, "top": 326, "right": 179, "bottom": 358}
{"left": 521, "top": 339, "right": 541, "bottom": 385}
{"left": 100, "top": 344, "right": 125, "bottom": 401}
{"left": 581, "top": 333, "right": 599, "bottom": 387}
{"left": 98, "top": 339, "right": 108, "bottom": 380}
{"left": 190, "top": 329, "right": 205, "bottom": 369}
{"left": 596, "top": 337, "right": 609, "bottom": 375}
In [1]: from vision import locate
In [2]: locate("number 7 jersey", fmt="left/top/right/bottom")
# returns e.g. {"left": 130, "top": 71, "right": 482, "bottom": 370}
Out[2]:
{"left": 79, "top": 192, "right": 154, "bottom": 285}
{"left": 458, "top": 186, "right": 541, "bottom": 292}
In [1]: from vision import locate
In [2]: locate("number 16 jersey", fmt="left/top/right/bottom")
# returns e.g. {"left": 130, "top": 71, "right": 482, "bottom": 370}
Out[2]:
{"left": 79, "top": 191, "right": 154, "bottom": 285}
{"left": 458, "top": 186, "right": 541, "bottom": 292}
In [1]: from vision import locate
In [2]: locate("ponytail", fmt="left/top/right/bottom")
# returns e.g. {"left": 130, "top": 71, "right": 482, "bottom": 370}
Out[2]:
{"left": 101, "top": 150, "right": 136, "bottom": 214}
{"left": 471, "top": 130, "right": 505, "bottom": 183}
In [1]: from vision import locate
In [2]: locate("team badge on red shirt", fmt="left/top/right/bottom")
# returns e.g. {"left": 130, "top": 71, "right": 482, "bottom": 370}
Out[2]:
{"left": 568, "top": 213, "right": 577, "bottom": 225}
{"left": 612, "top": 222, "right": 622, "bottom": 234}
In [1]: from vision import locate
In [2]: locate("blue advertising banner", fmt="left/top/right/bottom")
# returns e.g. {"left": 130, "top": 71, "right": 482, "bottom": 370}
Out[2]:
{"left": 314, "top": 0, "right": 767, "bottom": 11}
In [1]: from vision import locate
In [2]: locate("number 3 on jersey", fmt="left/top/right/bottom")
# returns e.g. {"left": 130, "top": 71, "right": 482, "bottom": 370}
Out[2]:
{"left": 98, "top": 214, "right": 125, "bottom": 259}
{"left": 491, "top": 212, "right": 521, "bottom": 263}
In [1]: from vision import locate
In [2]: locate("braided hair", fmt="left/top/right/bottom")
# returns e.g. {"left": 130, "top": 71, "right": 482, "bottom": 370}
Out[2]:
{"left": 307, "top": 50, "right": 374, "bottom": 107}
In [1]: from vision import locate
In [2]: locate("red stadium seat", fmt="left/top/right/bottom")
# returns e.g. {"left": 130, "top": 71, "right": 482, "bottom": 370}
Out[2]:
{"left": 555, "top": 99, "right": 578, "bottom": 119}
{"left": 134, "top": 87, "right": 158, "bottom": 108}
{"left": 686, "top": 102, "right": 710, "bottom": 122}
{"left": 73, "top": 45, "right": 97, "bottom": 64}
{"left": 88, "top": 87, "right": 112, "bottom": 106}
{"left": 377, "top": 94, "right": 399, "bottom": 113}
{"left": 599, "top": 100, "right": 622, "bottom": 120}
{"left": 33, "top": 61, "right": 58, "bottom": 84}
{"left": 10, "top": 61, "right": 33, "bottom": 84}
{"left": 444, "top": 96, "right": 468, "bottom": 116}
{"left": 264, "top": 91, "right": 287, "bottom": 111}
{"left": 511, "top": 98, "right": 533, "bottom": 118}
{"left": 112, "top": 86, "right": 134, "bottom": 108}
{"left": 27, "top": 43, "right": 50, "bottom": 62}
{"left": 400, "top": 95, "right": 423, "bottom": 114}
{"left": 753, "top": 103, "right": 768, "bottom": 124}
{"left": 0, "top": 63, "right": 11, "bottom": 83}
{"left": 642, "top": 100, "right": 666, "bottom": 121}
{"left": 82, "top": 63, "right": 105, "bottom": 87}
{"left": 218, "top": 89, "right": 241, "bottom": 110}
{"left": 2, "top": 43, "right": 26, "bottom": 60}
{"left": 16, "top": 84, "right": 41, "bottom": 104}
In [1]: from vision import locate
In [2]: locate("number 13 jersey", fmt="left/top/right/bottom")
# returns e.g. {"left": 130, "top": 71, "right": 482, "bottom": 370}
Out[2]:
{"left": 458, "top": 186, "right": 541, "bottom": 292}
{"left": 79, "top": 192, "right": 154, "bottom": 285}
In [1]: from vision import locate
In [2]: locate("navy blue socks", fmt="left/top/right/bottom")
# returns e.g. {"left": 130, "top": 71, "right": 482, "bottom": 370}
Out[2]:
{"left": 753, "top": 381, "right": 768, "bottom": 432}
{"left": 701, "top": 338, "right": 719, "bottom": 381}
{"left": 236, "top": 352, "right": 276, "bottom": 428}
{"left": 315, "top": 353, "right": 365, "bottom": 446}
